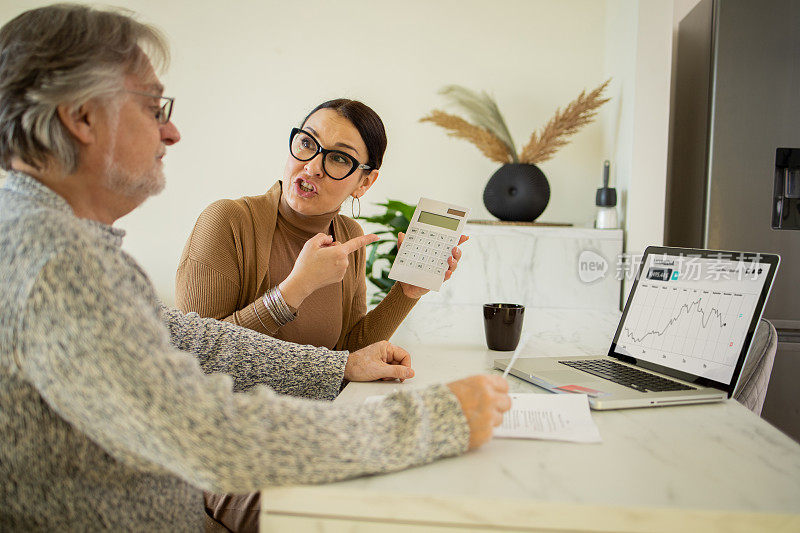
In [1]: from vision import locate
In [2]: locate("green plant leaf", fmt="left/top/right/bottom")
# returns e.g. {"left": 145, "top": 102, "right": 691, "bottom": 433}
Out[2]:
{"left": 368, "top": 275, "right": 395, "bottom": 292}
{"left": 359, "top": 198, "right": 414, "bottom": 306}
{"left": 380, "top": 200, "right": 416, "bottom": 220}
{"left": 358, "top": 212, "right": 398, "bottom": 225}
{"left": 387, "top": 214, "right": 410, "bottom": 232}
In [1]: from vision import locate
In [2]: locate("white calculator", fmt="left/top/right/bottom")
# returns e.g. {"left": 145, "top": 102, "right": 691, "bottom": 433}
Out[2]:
{"left": 388, "top": 197, "right": 470, "bottom": 291}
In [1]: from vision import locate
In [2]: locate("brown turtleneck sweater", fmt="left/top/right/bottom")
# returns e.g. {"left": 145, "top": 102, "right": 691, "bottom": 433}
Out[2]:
{"left": 268, "top": 189, "right": 342, "bottom": 347}
{"left": 175, "top": 181, "right": 418, "bottom": 351}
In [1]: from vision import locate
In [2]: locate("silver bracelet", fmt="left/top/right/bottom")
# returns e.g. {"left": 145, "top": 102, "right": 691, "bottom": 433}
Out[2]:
{"left": 266, "top": 288, "right": 287, "bottom": 324}
{"left": 262, "top": 291, "right": 282, "bottom": 325}
{"left": 273, "top": 287, "right": 294, "bottom": 322}
{"left": 276, "top": 287, "right": 297, "bottom": 323}
{"left": 262, "top": 286, "right": 297, "bottom": 327}
{"left": 252, "top": 300, "right": 270, "bottom": 331}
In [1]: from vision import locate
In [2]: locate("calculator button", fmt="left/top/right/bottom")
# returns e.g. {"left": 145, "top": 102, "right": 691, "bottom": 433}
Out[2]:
{"left": 423, "top": 264, "right": 434, "bottom": 273}
{"left": 412, "top": 244, "right": 422, "bottom": 252}
{"left": 416, "top": 262, "right": 426, "bottom": 270}
{"left": 396, "top": 258, "right": 406, "bottom": 266}
{"left": 435, "top": 267, "right": 445, "bottom": 275}
{"left": 410, "top": 253, "right": 420, "bottom": 261}
{"left": 409, "top": 228, "right": 419, "bottom": 234}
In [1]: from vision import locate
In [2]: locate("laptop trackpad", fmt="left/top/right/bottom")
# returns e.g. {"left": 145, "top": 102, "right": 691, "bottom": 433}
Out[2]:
{"left": 533, "top": 370, "right": 603, "bottom": 389}
{"left": 538, "top": 371, "right": 585, "bottom": 383}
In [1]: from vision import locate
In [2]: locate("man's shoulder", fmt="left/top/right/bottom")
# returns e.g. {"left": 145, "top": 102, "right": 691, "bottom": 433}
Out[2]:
{"left": 0, "top": 201, "right": 92, "bottom": 259}
{"left": 0, "top": 201, "right": 111, "bottom": 327}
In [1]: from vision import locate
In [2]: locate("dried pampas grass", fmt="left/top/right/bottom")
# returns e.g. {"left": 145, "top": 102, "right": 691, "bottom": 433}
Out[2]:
{"left": 519, "top": 79, "right": 611, "bottom": 165}
{"left": 420, "top": 110, "right": 514, "bottom": 164}
{"left": 438, "top": 86, "right": 518, "bottom": 161}
{"left": 420, "top": 79, "right": 611, "bottom": 167}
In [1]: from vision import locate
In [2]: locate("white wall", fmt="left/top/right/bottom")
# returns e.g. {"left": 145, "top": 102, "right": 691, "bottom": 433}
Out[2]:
{"left": 602, "top": 0, "right": 674, "bottom": 298}
{"left": 626, "top": 1, "right": 674, "bottom": 256}
{"left": 0, "top": 0, "right": 676, "bottom": 305}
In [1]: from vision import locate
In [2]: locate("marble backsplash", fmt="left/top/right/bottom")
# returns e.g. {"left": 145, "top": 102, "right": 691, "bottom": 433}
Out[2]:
{"left": 419, "top": 223, "right": 624, "bottom": 311}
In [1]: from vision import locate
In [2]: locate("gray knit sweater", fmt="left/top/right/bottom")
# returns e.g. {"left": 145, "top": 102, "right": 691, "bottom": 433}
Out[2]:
{"left": 0, "top": 172, "right": 468, "bottom": 531}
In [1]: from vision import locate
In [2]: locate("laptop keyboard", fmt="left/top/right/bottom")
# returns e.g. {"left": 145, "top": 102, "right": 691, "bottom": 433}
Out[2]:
{"left": 559, "top": 359, "right": 695, "bottom": 393}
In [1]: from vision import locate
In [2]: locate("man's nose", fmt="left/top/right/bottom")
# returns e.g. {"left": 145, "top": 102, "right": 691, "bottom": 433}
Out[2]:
{"left": 161, "top": 120, "right": 180, "bottom": 145}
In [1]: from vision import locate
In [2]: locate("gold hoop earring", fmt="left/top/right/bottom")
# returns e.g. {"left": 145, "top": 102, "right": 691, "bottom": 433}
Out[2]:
{"left": 351, "top": 196, "right": 361, "bottom": 218}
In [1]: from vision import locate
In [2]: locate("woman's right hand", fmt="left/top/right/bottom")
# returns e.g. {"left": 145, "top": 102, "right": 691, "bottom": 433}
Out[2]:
{"left": 278, "top": 233, "right": 378, "bottom": 308}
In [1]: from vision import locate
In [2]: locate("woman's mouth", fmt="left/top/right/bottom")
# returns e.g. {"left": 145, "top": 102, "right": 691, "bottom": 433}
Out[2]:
{"left": 294, "top": 178, "right": 317, "bottom": 198}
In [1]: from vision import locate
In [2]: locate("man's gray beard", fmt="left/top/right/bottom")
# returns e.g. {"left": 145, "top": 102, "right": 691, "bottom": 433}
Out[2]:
{"left": 104, "top": 163, "right": 166, "bottom": 201}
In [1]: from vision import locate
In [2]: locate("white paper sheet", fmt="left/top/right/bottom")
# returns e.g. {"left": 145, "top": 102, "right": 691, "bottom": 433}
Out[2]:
{"left": 494, "top": 393, "right": 602, "bottom": 443}
{"left": 366, "top": 392, "right": 601, "bottom": 443}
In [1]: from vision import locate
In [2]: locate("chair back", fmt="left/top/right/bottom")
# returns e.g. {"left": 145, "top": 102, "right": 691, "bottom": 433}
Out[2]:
{"left": 734, "top": 319, "right": 778, "bottom": 416}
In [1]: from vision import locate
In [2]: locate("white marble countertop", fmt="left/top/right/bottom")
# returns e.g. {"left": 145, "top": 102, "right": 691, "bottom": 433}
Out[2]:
{"left": 261, "top": 303, "right": 800, "bottom": 532}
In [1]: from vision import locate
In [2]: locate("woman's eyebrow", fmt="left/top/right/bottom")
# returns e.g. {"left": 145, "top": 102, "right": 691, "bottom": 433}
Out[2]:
{"left": 306, "top": 126, "right": 360, "bottom": 155}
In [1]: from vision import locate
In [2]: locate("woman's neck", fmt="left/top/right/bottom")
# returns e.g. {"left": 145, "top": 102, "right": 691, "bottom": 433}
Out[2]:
{"left": 277, "top": 189, "right": 338, "bottom": 237}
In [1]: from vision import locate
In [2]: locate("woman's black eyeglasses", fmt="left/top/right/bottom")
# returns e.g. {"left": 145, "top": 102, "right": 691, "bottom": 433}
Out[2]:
{"left": 289, "top": 128, "right": 371, "bottom": 180}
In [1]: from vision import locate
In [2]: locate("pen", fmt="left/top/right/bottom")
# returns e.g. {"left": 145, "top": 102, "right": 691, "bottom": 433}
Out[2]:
{"left": 502, "top": 333, "right": 530, "bottom": 379}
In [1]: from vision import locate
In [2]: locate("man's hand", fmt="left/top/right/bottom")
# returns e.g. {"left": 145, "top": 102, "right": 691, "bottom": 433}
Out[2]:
{"left": 279, "top": 233, "right": 379, "bottom": 308}
{"left": 344, "top": 341, "right": 415, "bottom": 382}
{"left": 447, "top": 375, "right": 511, "bottom": 450}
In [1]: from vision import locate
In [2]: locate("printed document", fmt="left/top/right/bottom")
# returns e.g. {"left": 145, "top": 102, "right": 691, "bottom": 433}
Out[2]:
{"left": 495, "top": 393, "right": 602, "bottom": 443}
{"left": 366, "top": 392, "right": 601, "bottom": 443}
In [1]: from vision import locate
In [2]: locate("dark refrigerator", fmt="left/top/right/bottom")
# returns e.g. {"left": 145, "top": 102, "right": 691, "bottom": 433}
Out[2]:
{"left": 667, "top": 0, "right": 800, "bottom": 441}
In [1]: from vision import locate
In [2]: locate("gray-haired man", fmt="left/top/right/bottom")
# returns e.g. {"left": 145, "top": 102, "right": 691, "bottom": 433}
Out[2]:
{"left": 0, "top": 4, "right": 511, "bottom": 531}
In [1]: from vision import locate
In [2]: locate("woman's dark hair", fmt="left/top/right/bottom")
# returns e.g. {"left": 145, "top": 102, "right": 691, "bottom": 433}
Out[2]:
{"left": 301, "top": 99, "right": 387, "bottom": 171}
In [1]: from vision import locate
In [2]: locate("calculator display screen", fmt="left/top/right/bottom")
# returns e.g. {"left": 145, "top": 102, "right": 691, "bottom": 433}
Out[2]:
{"left": 418, "top": 211, "right": 460, "bottom": 231}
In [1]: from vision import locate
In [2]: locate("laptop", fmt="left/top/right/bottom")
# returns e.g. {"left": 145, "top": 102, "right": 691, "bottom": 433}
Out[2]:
{"left": 495, "top": 246, "right": 780, "bottom": 410}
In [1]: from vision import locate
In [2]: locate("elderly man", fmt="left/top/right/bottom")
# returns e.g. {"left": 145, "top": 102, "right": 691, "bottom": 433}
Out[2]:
{"left": 0, "top": 4, "right": 511, "bottom": 531}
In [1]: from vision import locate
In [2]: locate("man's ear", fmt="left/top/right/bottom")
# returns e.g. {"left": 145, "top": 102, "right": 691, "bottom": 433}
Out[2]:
{"left": 56, "top": 101, "right": 98, "bottom": 145}
{"left": 354, "top": 169, "right": 379, "bottom": 198}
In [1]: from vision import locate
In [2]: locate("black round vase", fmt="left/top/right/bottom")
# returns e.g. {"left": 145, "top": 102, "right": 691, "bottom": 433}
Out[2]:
{"left": 482, "top": 163, "right": 550, "bottom": 222}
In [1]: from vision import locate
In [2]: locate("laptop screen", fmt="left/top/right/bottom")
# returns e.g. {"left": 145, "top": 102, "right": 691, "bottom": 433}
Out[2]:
{"left": 609, "top": 247, "right": 780, "bottom": 393}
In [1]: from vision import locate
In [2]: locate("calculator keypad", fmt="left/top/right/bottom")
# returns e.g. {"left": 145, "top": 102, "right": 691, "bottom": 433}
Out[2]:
{"left": 397, "top": 228, "right": 459, "bottom": 276}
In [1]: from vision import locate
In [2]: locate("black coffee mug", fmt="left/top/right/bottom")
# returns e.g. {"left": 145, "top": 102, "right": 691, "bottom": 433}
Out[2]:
{"left": 483, "top": 303, "right": 525, "bottom": 351}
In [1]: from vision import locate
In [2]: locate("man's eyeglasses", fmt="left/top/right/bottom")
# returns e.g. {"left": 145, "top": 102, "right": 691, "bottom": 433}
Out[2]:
{"left": 127, "top": 91, "right": 175, "bottom": 125}
{"left": 289, "top": 128, "right": 371, "bottom": 180}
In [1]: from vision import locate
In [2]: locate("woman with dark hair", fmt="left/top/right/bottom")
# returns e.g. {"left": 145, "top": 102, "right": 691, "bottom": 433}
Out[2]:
{"left": 176, "top": 99, "right": 466, "bottom": 351}
{"left": 176, "top": 99, "right": 466, "bottom": 353}
{"left": 176, "top": 98, "right": 467, "bottom": 531}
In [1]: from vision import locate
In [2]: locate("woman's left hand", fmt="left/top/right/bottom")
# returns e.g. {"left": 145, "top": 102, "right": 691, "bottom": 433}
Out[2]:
{"left": 397, "top": 233, "right": 469, "bottom": 299}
